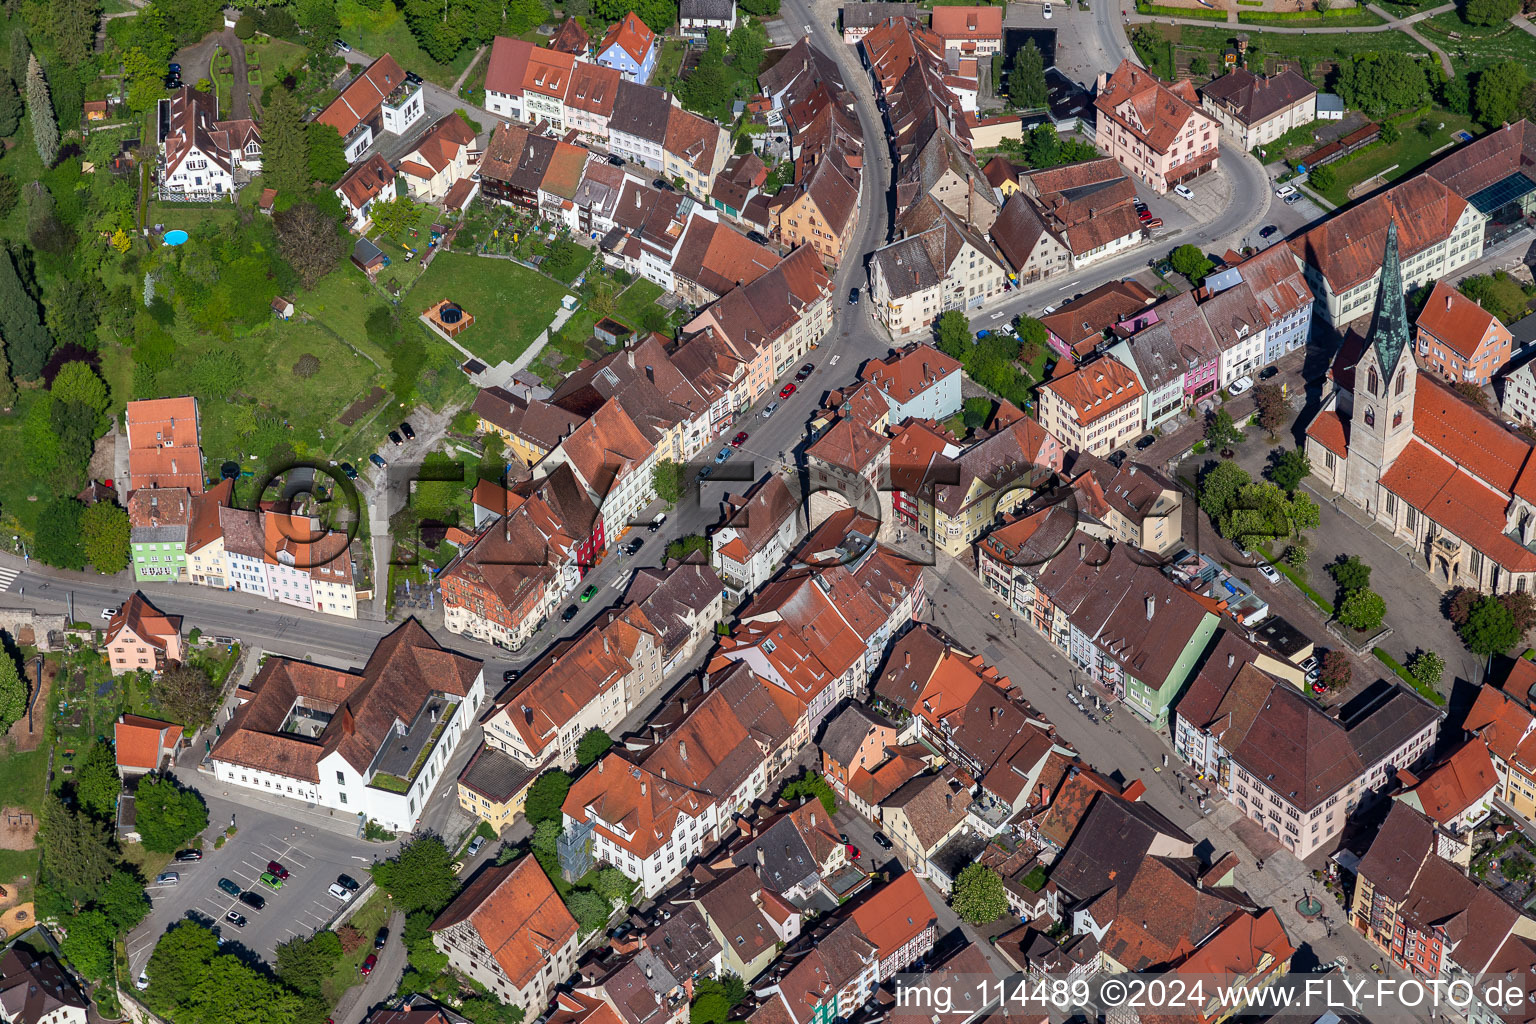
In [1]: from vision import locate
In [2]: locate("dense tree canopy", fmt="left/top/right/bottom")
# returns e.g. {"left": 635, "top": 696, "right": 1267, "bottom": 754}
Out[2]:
{"left": 1335, "top": 52, "right": 1428, "bottom": 116}
{"left": 951, "top": 864, "right": 1008, "bottom": 924}
{"left": 134, "top": 777, "right": 210, "bottom": 853}
{"left": 371, "top": 836, "right": 458, "bottom": 914}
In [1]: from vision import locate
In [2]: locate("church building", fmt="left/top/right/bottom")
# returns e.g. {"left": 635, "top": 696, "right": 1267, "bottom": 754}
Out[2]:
{"left": 1305, "top": 221, "right": 1536, "bottom": 594}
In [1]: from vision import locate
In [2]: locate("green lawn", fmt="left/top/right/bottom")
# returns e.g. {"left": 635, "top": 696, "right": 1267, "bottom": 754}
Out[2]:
{"left": 246, "top": 36, "right": 310, "bottom": 81}
{"left": 1235, "top": 7, "right": 1385, "bottom": 26}
{"left": 1415, "top": 10, "right": 1536, "bottom": 73}
{"left": 0, "top": 849, "right": 39, "bottom": 890}
{"left": 1136, "top": 24, "right": 1433, "bottom": 79}
{"left": 336, "top": 0, "right": 480, "bottom": 89}
{"left": 0, "top": 394, "right": 55, "bottom": 537}
{"left": 615, "top": 278, "right": 665, "bottom": 324}
{"left": 323, "top": 895, "right": 394, "bottom": 1003}
{"left": 299, "top": 267, "right": 400, "bottom": 368}
{"left": 650, "top": 38, "right": 688, "bottom": 94}
{"left": 0, "top": 745, "right": 49, "bottom": 815}
{"left": 409, "top": 251, "right": 573, "bottom": 368}
{"left": 1309, "top": 112, "right": 1478, "bottom": 205}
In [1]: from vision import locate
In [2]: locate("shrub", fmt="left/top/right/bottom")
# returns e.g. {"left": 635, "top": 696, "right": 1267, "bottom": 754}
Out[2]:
{"left": 292, "top": 353, "right": 320, "bottom": 378}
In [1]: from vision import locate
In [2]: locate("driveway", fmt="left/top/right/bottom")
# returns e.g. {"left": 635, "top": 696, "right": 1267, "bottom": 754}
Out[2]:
{"left": 331, "top": 910, "right": 406, "bottom": 1024}
{"left": 174, "top": 29, "right": 252, "bottom": 120}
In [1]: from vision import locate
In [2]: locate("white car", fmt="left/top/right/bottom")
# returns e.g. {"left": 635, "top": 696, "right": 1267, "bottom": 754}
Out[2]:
{"left": 1275, "top": 184, "right": 1297, "bottom": 199}
{"left": 101, "top": 607, "right": 118, "bottom": 621}
{"left": 1044, "top": 3, "right": 1053, "bottom": 15}
{"left": 136, "top": 972, "right": 149, "bottom": 991}
{"left": 1228, "top": 375, "right": 1254, "bottom": 396}
{"left": 1258, "top": 564, "right": 1281, "bottom": 584}
{"left": 467, "top": 836, "right": 485, "bottom": 858}
{"left": 328, "top": 882, "right": 354, "bottom": 901}
{"left": 1173, "top": 183, "right": 1195, "bottom": 200}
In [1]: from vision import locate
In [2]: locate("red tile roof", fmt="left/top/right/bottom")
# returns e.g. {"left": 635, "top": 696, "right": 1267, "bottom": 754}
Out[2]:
{"left": 486, "top": 36, "right": 535, "bottom": 96}
{"left": 316, "top": 53, "right": 410, "bottom": 138}
{"left": 1040, "top": 355, "right": 1144, "bottom": 424}
{"left": 337, "top": 153, "right": 397, "bottom": 210}
{"left": 114, "top": 714, "right": 183, "bottom": 771}
{"left": 125, "top": 397, "right": 204, "bottom": 493}
{"left": 1290, "top": 174, "right": 1469, "bottom": 294}
{"left": 929, "top": 6, "right": 1002, "bottom": 43}
{"left": 429, "top": 855, "right": 578, "bottom": 988}
{"left": 599, "top": 12, "right": 656, "bottom": 66}
{"left": 1094, "top": 59, "right": 1205, "bottom": 154}
{"left": 1400, "top": 740, "right": 1498, "bottom": 825}
{"left": 847, "top": 872, "right": 937, "bottom": 961}
{"left": 105, "top": 592, "right": 183, "bottom": 657}
{"left": 1416, "top": 279, "right": 1509, "bottom": 361}
{"left": 524, "top": 48, "right": 575, "bottom": 100}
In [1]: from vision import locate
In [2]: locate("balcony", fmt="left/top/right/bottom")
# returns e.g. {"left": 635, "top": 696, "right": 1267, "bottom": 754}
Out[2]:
{"left": 383, "top": 79, "right": 422, "bottom": 111}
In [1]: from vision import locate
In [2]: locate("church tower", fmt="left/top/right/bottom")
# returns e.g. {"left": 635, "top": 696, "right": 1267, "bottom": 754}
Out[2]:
{"left": 1343, "top": 220, "right": 1418, "bottom": 516}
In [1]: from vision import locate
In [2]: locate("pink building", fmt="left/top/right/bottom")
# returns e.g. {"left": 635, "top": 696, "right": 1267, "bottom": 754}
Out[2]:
{"left": 104, "top": 592, "right": 185, "bottom": 676}
{"left": 1094, "top": 60, "right": 1219, "bottom": 194}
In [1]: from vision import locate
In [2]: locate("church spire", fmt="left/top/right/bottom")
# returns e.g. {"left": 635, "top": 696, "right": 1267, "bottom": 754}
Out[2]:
{"left": 1369, "top": 220, "right": 1411, "bottom": 379}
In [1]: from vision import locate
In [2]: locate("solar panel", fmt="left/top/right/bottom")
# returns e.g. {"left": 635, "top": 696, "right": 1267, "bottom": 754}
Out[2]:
{"left": 1467, "top": 171, "right": 1536, "bottom": 215}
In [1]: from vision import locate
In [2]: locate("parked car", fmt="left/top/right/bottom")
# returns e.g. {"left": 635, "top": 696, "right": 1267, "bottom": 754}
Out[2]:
{"left": 137, "top": 972, "right": 149, "bottom": 991}
{"left": 1137, "top": 207, "right": 1152, "bottom": 223}
{"left": 714, "top": 446, "right": 733, "bottom": 464}
{"left": 1173, "top": 183, "right": 1195, "bottom": 200}
{"left": 156, "top": 872, "right": 179, "bottom": 886}
{"left": 732, "top": 431, "right": 749, "bottom": 447}
{"left": 375, "top": 928, "right": 389, "bottom": 949}
{"left": 652, "top": 178, "right": 676, "bottom": 192}
{"left": 225, "top": 912, "right": 247, "bottom": 928}
{"left": 175, "top": 850, "right": 203, "bottom": 862}
{"left": 388, "top": 430, "right": 404, "bottom": 446}
{"left": 762, "top": 401, "right": 779, "bottom": 418}
{"left": 266, "top": 860, "right": 290, "bottom": 880}
{"left": 361, "top": 954, "right": 377, "bottom": 976}
{"left": 625, "top": 537, "right": 644, "bottom": 555}
{"left": 328, "top": 882, "right": 353, "bottom": 901}
{"left": 369, "top": 453, "right": 388, "bottom": 469}
{"left": 399, "top": 422, "right": 416, "bottom": 440}
{"left": 503, "top": 669, "right": 519, "bottom": 684}
{"left": 1228, "top": 375, "right": 1254, "bottom": 396}
{"left": 1284, "top": 193, "right": 1301, "bottom": 205}
{"left": 334, "top": 39, "right": 351, "bottom": 52}
{"left": 217, "top": 878, "right": 242, "bottom": 898}
{"left": 340, "top": 462, "right": 358, "bottom": 479}
{"left": 238, "top": 891, "right": 266, "bottom": 910}
{"left": 779, "top": 383, "right": 796, "bottom": 399}
{"left": 1259, "top": 225, "right": 1278, "bottom": 239}
{"left": 796, "top": 363, "right": 815, "bottom": 381}
{"left": 608, "top": 154, "right": 625, "bottom": 166}
{"left": 1275, "top": 184, "right": 1297, "bottom": 199}
{"left": 1134, "top": 434, "right": 1156, "bottom": 450}
{"left": 101, "top": 608, "right": 117, "bottom": 621}
{"left": 1259, "top": 366, "right": 1279, "bottom": 380}
{"left": 848, "top": 288, "right": 859, "bottom": 305}
{"left": 580, "top": 584, "right": 599, "bottom": 602}
{"left": 562, "top": 605, "right": 579, "bottom": 621}
{"left": 1143, "top": 217, "right": 1163, "bottom": 230}
{"left": 746, "top": 230, "right": 770, "bottom": 244}
{"left": 648, "top": 513, "right": 666, "bottom": 532}
{"left": 872, "top": 831, "right": 893, "bottom": 850}
{"left": 1107, "top": 450, "right": 1127, "bottom": 468}
{"left": 467, "top": 836, "right": 486, "bottom": 858}
{"left": 259, "top": 871, "right": 284, "bottom": 890}
{"left": 1258, "top": 563, "right": 1281, "bottom": 584}
{"left": 337, "top": 874, "right": 360, "bottom": 891}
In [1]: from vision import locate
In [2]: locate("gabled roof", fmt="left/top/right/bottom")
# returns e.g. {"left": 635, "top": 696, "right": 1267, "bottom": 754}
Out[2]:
{"left": 665, "top": 106, "right": 722, "bottom": 172}
{"left": 337, "top": 152, "right": 397, "bottom": 210}
{"left": 564, "top": 752, "right": 713, "bottom": 858}
{"left": 1416, "top": 279, "right": 1508, "bottom": 360}
{"left": 929, "top": 6, "right": 1003, "bottom": 43}
{"left": 105, "top": 591, "right": 183, "bottom": 655}
{"left": 1398, "top": 740, "right": 1499, "bottom": 826}
{"left": 125, "top": 396, "right": 204, "bottom": 494}
{"left": 0, "top": 948, "right": 87, "bottom": 1024}
{"left": 1291, "top": 176, "right": 1469, "bottom": 294}
{"left": 599, "top": 12, "right": 657, "bottom": 66}
{"left": 429, "top": 856, "right": 579, "bottom": 987}
{"left": 1040, "top": 354, "right": 1144, "bottom": 424}
{"left": 316, "top": 53, "right": 410, "bottom": 137}
{"left": 1199, "top": 67, "right": 1315, "bottom": 126}
{"left": 818, "top": 703, "right": 896, "bottom": 769}
{"left": 551, "top": 17, "right": 591, "bottom": 55}
{"left": 399, "top": 114, "right": 477, "bottom": 180}
{"left": 611, "top": 79, "right": 673, "bottom": 144}
{"left": 565, "top": 60, "right": 622, "bottom": 117}
{"left": 672, "top": 217, "right": 781, "bottom": 297}
{"left": 1039, "top": 279, "right": 1158, "bottom": 354}
{"left": 525, "top": 47, "right": 576, "bottom": 99}
{"left": 1356, "top": 800, "right": 1436, "bottom": 903}
{"left": 1094, "top": 59, "right": 1204, "bottom": 154}
{"left": 115, "top": 714, "right": 183, "bottom": 771}
{"left": 486, "top": 36, "right": 535, "bottom": 95}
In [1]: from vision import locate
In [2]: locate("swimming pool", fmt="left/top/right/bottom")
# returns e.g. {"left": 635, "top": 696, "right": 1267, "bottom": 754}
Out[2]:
{"left": 163, "top": 229, "right": 189, "bottom": 246}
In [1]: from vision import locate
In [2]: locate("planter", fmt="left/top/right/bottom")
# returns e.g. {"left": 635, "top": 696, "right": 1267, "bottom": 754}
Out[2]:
{"left": 1327, "top": 619, "right": 1391, "bottom": 655}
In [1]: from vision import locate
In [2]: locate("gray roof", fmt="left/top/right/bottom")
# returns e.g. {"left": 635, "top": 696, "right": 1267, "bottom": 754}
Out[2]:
{"left": 643, "top": 903, "right": 722, "bottom": 979}
{"left": 731, "top": 815, "right": 821, "bottom": 896}
{"left": 458, "top": 742, "right": 538, "bottom": 802}
{"left": 817, "top": 703, "right": 895, "bottom": 768}
{"left": 1048, "top": 795, "right": 1196, "bottom": 902}
{"left": 611, "top": 80, "right": 673, "bottom": 144}
{"left": 353, "top": 236, "right": 384, "bottom": 264}
{"left": 843, "top": 2, "right": 919, "bottom": 27}
{"left": 681, "top": 0, "right": 736, "bottom": 19}
{"left": 1200, "top": 67, "right": 1315, "bottom": 126}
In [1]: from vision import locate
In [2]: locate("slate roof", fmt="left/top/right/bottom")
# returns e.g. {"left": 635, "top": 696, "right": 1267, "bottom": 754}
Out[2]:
{"left": 872, "top": 195, "right": 1003, "bottom": 300}
{"left": 0, "top": 948, "right": 87, "bottom": 1024}
{"left": 818, "top": 703, "right": 896, "bottom": 769}
{"left": 611, "top": 79, "right": 673, "bottom": 144}
{"left": 1199, "top": 67, "right": 1315, "bottom": 126}
{"left": 1047, "top": 786, "right": 1195, "bottom": 901}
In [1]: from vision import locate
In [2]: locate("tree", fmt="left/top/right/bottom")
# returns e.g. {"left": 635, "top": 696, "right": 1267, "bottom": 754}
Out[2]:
{"left": 591, "top": 867, "right": 636, "bottom": 907}
{"left": 1285, "top": 543, "right": 1309, "bottom": 573}
{"left": 1338, "top": 588, "right": 1387, "bottom": 632}
{"left": 1379, "top": 120, "right": 1402, "bottom": 146}
{"left": 679, "top": 34, "right": 730, "bottom": 118}
{"left": 1025, "top": 122, "right": 1063, "bottom": 167}
{"left": 666, "top": 535, "right": 711, "bottom": 561}
{"left": 389, "top": 331, "right": 427, "bottom": 407}
{"left": 935, "top": 310, "right": 971, "bottom": 357}
{"left": 100, "top": 867, "right": 152, "bottom": 930}
{"left": 951, "top": 863, "right": 1008, "bottom": 924}
{"left": 1307, "top": 163, "right": 1337, "bottom": 193}
{"left": 0, "top": 648, "right": 23, "bottom": 735}
{"left": 275, "top": 931, "right": 343, "bottom": 996}
{"left": 1169, "top": 243, "right": 1213, "bottom": 285}
{"left": 525, "top": 768, "right": 573, "bottom": 825}
{"left": 1198, "top": 460, "right": 1251, "bottom": 521}
{"left": 576, "top": 728, "right": 613, "bottom": 767}
{"left": 144, "top": 921, "right": 222, "bottom": 1009}
{"left": 151, "top": 663, "right": 218, "bottom": 730}
{"left": 1442, "top": 75, "right": 1472, "bottom": 115}
{"left": 135, "top": 777, "right": 210, "bottom": 853}
{"left": 1319, "top": 649, "right": 1352, "bottom": 691}
{"left": 34, "top": 498, "right": 85, "bottom": 569}
{"left": 1335, "top": 52, "right": 1428, "bottom": 116}
{"left": 1328, "top": 555, "right": 1372, "bottom": 595}
{"left": 1461, "top": 595, "right": 1522, "bottom": 657}
{"left": 1475, "top": 60, "right": 1530, "bottom": 127}
{"left": 529, "top": 820, "right": 562, "bottom": 875}
{"left": 460, "top": 997, "right": 527, "bottom": 1024}
{"left": 25, "top": 55, "right": 57, "bottom": 166}
{"left": 692, "top": 993, "right": 732, "bottom": 1024}
{"left": 1269, "top": 448, "right": 1312, "bottom": 493}
{"left": 39, "top": 794, "right": 117, "bottom": 906}
{"left": 233, "top": 12, "right": 255, "bottom": 37}
{"left": 262, "top": 86, "right": 309, "bottom": 197}
{"left": 780, "top": 771, "right": 837, "bottom": 815}
{"left": 305, "top": 123, "right": 349, "bottom": 185}
{"left": 1189, "top": 54, "right": 1208, "bottom": 76}
{"left": 274, "top": 202, "right": 345, "bottom": 289}
{"left": 0, "top": 248, "right": 53, "bottom": 378}
{"left": 728, "top": 19, "right": 767, "bottom": 80}
{"left": 60, "top": 910, "right": 116, "bottom": 980}
{"left": 48, "top": 0, "right": 100, "bottom": 66}
{"left": 1408, "top": 649, "right": 1445, "bottom": 691}
{"left": 51, "top": 361, "right": 110, "bottom": 430}
{"left": 0, "top": 78, "right": 20, "bottom": 138}
{"left": 567, "top": 888, "right": 612, "bottom": 933}
{"left": 653, "top": 459, "right": 685, "bottom": 508}
{"left": 74, "top": 741, "right": 121, "bottom": 819}
{"left": 1447, "top": 586, "right": 1480, "bottom": 627}
{"left": 1008, "top": 40, "right": 1047, "bottom": 110}
{"left": 1460, "top": 271, "right": 1535, "bottom": 324}
{"left": 371, "top": 194, "right": 423, "bottom": 242}
{"left": 1501, "top": 589, "right": 1536, "bottom": 635}
{"left": 1466, "top": 0, "right": 1519, "bottom": 25}
{"left": 365, "top": 305, "right": 399, "bottom": 347}
{"left": 1204, "top": 408, "right": 1244, "bottom": 448}
{"left": 962, "top": 396, "right": 992, "bottom": 430}
{"left": 1252, "top": 382, "right": 1289, "bottom": 434}
{"left": 1286, "top": 491, "right": 1320, "bottom": 536}
{"left": 371, "top": 836, "right": 457, "bottom": 914}
{"left": 0, "top": 345, "right": 12, "bottom": 410}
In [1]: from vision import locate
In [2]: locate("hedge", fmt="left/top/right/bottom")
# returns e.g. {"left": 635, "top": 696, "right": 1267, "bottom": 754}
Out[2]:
{"left": 1236, "top": 7, "right": 1384, "bottom": 23}
{"left": 1373, "top": 647, "right": 1448, "bottom": 706}
{"left": 1136, "top": 1, "right": 1229, "bottom": 18}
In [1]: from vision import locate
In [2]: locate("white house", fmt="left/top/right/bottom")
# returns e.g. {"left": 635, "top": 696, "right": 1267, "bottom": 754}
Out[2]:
{"left": 398, "top": 114, "right": 478, "bottom": 202}
{"left": 336, "top": 153, "right": 397, "bottom": 231}
{"left": 711, "top": 475, "right": 802, "bottom": 603}
{"left": 314, "top": 53, "right": 425, "bottom": 164}
{"left": 485, "top": 36, "right": 534, "bottom": 121}
{"left": 208, "top": 620, "right": 484, "bottom": 833}
{"left": 680, "top": 0, "right": 737, "bottom": 37}
{"left": 157, "top": 87, "right": 261, "bottom": 197}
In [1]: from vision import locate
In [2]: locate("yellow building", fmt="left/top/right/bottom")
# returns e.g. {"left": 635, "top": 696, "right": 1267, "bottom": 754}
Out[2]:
{"left": 472, "top": 386, "right": 583, "bottom": 469}
{"left": 456, "top": 743, "right": 542, "bottom": 833}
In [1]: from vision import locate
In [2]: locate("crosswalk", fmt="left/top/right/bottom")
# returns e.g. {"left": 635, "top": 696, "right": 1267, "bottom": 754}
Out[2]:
{"left": 0, "top": 566, "right": 17, "bottom": 593}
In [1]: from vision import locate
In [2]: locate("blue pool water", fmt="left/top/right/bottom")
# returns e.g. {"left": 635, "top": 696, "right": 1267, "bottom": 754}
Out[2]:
{"left": 163, "top": 229, "right": 189, "bottom": 246}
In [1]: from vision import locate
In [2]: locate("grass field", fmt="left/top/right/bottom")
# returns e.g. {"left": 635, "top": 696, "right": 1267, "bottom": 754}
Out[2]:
{"left": 650, "top": 38, "right": 688, "bottom": 94}
{"left": 1136, "top": 23, "right": 1433, "bottom": 78}
{"left": 1235, "top": 8, "right": 1385, "bottom": 25}
{"left": 336, "top": 0, "right": 479, "bottom": 89}
{"left": 323, "top": 894, "right": 393, "bottom": 1004}
{"left": 0, "top": 745, "right": 49, "bottom": 815}
{"left": 1415, "top": 10, "right": 1536, "bottom": 73}
{"left": 1309, "top": 113, "right": 1477, "bottom": 205}
{"left": 410, "top": 252, "right": 573, "bottom": 367}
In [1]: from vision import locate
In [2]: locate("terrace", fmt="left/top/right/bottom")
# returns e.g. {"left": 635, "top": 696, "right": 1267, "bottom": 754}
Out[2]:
{"left": 368, "top": 696, "right": 459, "bottom": 793}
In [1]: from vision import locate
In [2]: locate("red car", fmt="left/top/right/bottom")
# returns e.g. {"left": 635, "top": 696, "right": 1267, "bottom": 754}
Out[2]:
{"left": 1137, "top": 208, "right": 1152, "bottom": 223}
{"left": 731, "top": 431, "right": 749, "bottom": 447}
{"left": 779, "top": 383, "right": 796, "bottom": 399}
{"left": 361, "top": 954, "right": 377, "bottom": 976}
{"left": 266, "top": 860, "right": 289, "bottom": 880}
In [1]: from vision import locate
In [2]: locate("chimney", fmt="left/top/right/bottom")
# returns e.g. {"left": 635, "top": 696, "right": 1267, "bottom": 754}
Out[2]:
{"left": 1447, "top": 293, "right": 1453, "bottom": 311}
{"left": 810, "top": 811, "right": 816, "bottom": 828}
{"left": 1078, "top": 542, "right": 1085, "bottom": 559}
{"left": 679, "top": 740, "right": 688, "bottom": 761}
{"left": 1038, "top": 782, "right": 1050, "bottom": 807}
{"left": 1227, "top": 653, "right": 1235, "bottom": 668}
{"left": 1146, "top": 596, "right": 1155, "bottom": 620}
{"left": 641, "top": 782, "right": 647, "bottom": 796}
{"left": 757, "top": 845, "right": 766, "bottom": 865}
{"left": 905, "top": 651, "right": 911, "bottom": 667}
{"left": 944, "top": 791, "right": 952, "bottom": 810}
{"left": 599, "top": 758, "right": 605, "bottom": 773}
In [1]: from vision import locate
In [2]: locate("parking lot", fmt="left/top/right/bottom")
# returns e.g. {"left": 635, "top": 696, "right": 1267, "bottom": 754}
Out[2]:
{"left": 128, "top": 796, "right": 386, "bottom": 979}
